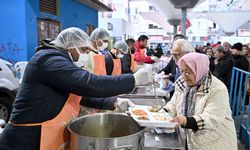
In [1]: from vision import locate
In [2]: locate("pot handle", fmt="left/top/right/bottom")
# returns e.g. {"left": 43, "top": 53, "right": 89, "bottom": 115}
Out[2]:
{"left": 112, "top": 145, "right": 134, "bottom": 150}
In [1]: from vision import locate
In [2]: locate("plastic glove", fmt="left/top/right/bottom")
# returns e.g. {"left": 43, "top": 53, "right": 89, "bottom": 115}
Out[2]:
{"left": 116, "top": 98, "right": 135, "bottom": 112}
{"left": 133, "top": 67, "right": 154, "bottom": 86}
{"left": 151, "top": 56, "right": 159, "bottom": 62}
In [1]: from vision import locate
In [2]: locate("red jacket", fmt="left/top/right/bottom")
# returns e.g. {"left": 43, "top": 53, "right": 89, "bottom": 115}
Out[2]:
{"left": 134, "top": 41, "right": 154, "bottom": 63}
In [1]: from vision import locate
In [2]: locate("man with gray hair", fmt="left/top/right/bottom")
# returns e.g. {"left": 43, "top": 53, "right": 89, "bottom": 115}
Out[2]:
{"left": 158, "top": 39, "right": 195, "bottom": 82}
{"left": 214, "top": 46, "right": 233, "bottom": 90}
{"left": 157, "top": 39, "right": 195, "bottom": 98}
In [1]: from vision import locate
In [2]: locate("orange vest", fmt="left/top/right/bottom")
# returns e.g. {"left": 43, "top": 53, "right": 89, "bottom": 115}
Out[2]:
{"left": 80, "top": 53, "right": 107, "bottom": 115}
{"left": 112, "top": 58, "right": 122, "bottom": 75}
{"left": 93, "top": 54, "right": 107, "bottom": 75}
{"left": 10, "top": 94, "right": 81, "bottom": 150}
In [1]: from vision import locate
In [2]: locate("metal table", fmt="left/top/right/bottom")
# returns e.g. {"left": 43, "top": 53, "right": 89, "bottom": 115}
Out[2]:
{"left": 119, "top": 85, "right": 185, "bottom": 150}
{"left": 143, "top": 127, "right": 185, "bottom": 150}
{"left": 119, "top": 84, "right": 170, "bottom": 103}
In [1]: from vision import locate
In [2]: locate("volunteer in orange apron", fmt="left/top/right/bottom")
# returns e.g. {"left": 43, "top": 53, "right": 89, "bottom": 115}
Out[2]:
{"left": 79, "top": 28, "right": 110, "bottom": 114}
{"left": 101, "top": 41, "right": 128, "bottom": 76}
{"left": 0, "top": 27, "right": 154, "bottom": 150}
{"left": 89, "top": 28, "right": 111, "bottom": 75}
{"left": 121, "top": 38, "right": 136, "bottom": 74}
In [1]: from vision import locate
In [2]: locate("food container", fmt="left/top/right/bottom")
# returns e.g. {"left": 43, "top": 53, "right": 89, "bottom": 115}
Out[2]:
{"left": 129, "top": 105, "right": 177, "bottom": 128}
{"left": 67, "top": 113, "right": 145, "bottom": 150}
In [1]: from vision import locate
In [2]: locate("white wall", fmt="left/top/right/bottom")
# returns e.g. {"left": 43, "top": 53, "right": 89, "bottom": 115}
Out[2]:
{"left": 98, "top": 18, "right": 137, "bottom": 40}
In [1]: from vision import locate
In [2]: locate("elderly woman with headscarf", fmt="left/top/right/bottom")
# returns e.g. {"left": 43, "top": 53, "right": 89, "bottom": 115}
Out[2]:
{"left": 164, "top": 52, "right": 237, "bottom": 150}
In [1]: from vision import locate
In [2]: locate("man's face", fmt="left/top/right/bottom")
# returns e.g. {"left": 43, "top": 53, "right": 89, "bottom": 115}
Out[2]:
{"left": 171, "top": 44, "right": 186, "bottom": 63}
{"left": 140, "top": 40, "right": 148, "bottom": 48}
{"left": 69, "top": 47, "right": 90, "bottom": 61}
{"left": 223, "top": 42, "right": 229, "bottom": 49}
{"left": 231, "top": 48, "right": 240, "bottom": 55}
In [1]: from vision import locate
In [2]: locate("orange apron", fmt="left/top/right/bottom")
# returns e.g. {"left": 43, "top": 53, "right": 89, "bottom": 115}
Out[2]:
{"left": 81, "top": 54, "right": 107, "bottom": 115}
{"left": 111, "top": 58, "right": 121, "bottom": 75}
{"left": 93, "top": 54, "right": 107, "bottom": 75}
{"left": 10, "top": 94, "right": 81, "bottom": 150}
{"left": 130, "top": 54, "right": 136, "bottom": 72}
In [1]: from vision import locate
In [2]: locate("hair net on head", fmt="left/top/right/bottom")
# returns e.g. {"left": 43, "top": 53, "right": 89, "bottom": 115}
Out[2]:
{"left": 51, "top": 27, "right": 91, "bottom": 50}
{"left": 113, "top": 41, "right": 128, "bottom": 54}
{"left": 90, "top": 28, "right": 110, "bottom": 42}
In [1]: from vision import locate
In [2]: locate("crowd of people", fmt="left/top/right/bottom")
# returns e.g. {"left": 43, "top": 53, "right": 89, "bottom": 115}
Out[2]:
{"left": 1, "top": 26, "right": 248, "bottom": 149}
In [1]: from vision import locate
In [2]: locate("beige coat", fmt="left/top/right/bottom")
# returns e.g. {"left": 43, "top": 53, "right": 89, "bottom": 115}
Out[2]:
{"left": 166, "top": 76, "right": 237, "bottom": 150}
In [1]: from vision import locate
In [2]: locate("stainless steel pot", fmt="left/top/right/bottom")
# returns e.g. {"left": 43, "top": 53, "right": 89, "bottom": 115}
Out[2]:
{"left": 67, "top": 113, "right": 145, "bottom": 150}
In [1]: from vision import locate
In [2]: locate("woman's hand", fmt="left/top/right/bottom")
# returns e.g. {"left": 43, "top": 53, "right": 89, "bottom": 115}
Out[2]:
{"left": 171, "top": 115, "right": 187, "bottom": 126}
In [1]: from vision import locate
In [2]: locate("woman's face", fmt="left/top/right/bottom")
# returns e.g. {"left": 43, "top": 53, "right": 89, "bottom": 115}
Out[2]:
{"left": 206, "top": 48, "right": 213, "bottom": 57}
{"left": 242, "top": 46, "right": 249, "bottom": 56}
{"left": 179, "top": 61, "right": 196, "bottom": 86}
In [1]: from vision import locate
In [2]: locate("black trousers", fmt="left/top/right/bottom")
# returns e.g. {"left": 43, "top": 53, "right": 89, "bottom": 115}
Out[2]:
{"left": 0, "top": 123, "right": 40, "bottom": 150}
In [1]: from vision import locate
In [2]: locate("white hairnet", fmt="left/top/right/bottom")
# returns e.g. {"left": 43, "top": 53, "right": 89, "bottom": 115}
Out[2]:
{"left": 90, "top": 28, "right": 110, "bottom": 42}
{"left": 51, "top": 27, "right": 91, "bottom": 49}
{"left": 113, "top": 41, "right": 128, "bottom": 54}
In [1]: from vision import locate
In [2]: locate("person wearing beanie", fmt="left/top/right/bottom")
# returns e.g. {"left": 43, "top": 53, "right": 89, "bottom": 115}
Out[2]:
{"left": 231, "top": 42, "right": 249, "bottom": 72}
{"left": 231, "top": 42, "right": 249, "bottom": 107}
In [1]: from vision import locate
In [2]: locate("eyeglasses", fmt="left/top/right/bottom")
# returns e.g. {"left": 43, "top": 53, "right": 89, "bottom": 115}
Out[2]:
{"left": 171, "top": 52, "right": 185, "bottom": 58}
{"left": 179, "top": 69, "right": 193, "bottom": 76}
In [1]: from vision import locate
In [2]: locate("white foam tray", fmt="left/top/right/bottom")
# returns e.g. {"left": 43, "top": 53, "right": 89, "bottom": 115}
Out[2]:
{"left": 129, "top": 105, "right": 177, "bottom": 128}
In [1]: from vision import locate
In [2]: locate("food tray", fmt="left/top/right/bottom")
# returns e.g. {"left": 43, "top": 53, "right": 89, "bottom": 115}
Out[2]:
{"left": 129, "top": 105, "right": 177, "bottom": 128}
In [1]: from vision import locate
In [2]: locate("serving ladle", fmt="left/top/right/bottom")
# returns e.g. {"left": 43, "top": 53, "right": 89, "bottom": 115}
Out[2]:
{"left": 149, "top": 80, "right": 164, "bottom": 112}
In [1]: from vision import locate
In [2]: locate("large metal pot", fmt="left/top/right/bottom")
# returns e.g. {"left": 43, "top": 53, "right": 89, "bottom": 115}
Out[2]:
{"left": 67, "top": 113, "right": 145, "bottom": 150}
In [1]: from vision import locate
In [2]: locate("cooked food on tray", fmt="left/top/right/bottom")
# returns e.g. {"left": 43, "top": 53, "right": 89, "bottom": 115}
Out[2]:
{"left": 131, "top": 109, "right": 147, "bottom": 116}
{"left": 148, "top": 105, "right": 162, "bottom": 112}
{"left": 137, "top": 116, "right": 149, "bottom": 120}
{"left": 153, "top": 114, "right": 172, "bottom": 122}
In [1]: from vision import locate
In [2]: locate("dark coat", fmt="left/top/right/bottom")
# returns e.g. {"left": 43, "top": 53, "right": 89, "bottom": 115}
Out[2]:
{"left": 121, "top": 51, "right": 133, "bottom": 74}
{"left": 214, "top": 54, "right": 234, "bottom": 89}
{"left": 154, "top": 47, "right": 163, "bottom": 58}
{"left": 158, "top": 58, "right": 177, "bottom": 83}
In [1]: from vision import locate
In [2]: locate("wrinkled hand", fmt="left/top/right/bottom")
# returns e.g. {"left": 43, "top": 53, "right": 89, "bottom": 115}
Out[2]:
{"left": 133, "top": 67, "right": 154, "bottom": 86}
{"left": 170, "top": 116, "right": 187, "bottom": 126}
{"left": 116, "top": 98, "right": 135, "bottom": 112}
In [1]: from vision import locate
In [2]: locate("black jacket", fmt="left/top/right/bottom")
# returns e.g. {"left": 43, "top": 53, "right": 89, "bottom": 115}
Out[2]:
{"left": 121, "top": 51, "right": 133, "bottom": 74}
{"left": 158, "top": 58, "right": 177, "bottom": 83}
{"left": 232, "top": 55, "right": 249, "bottom": 92}
{"left": 214, "top": 54, "right": 234, "bottom": 89}
{"left": 232, "top": 55, "right": 249, "bottom": 72}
